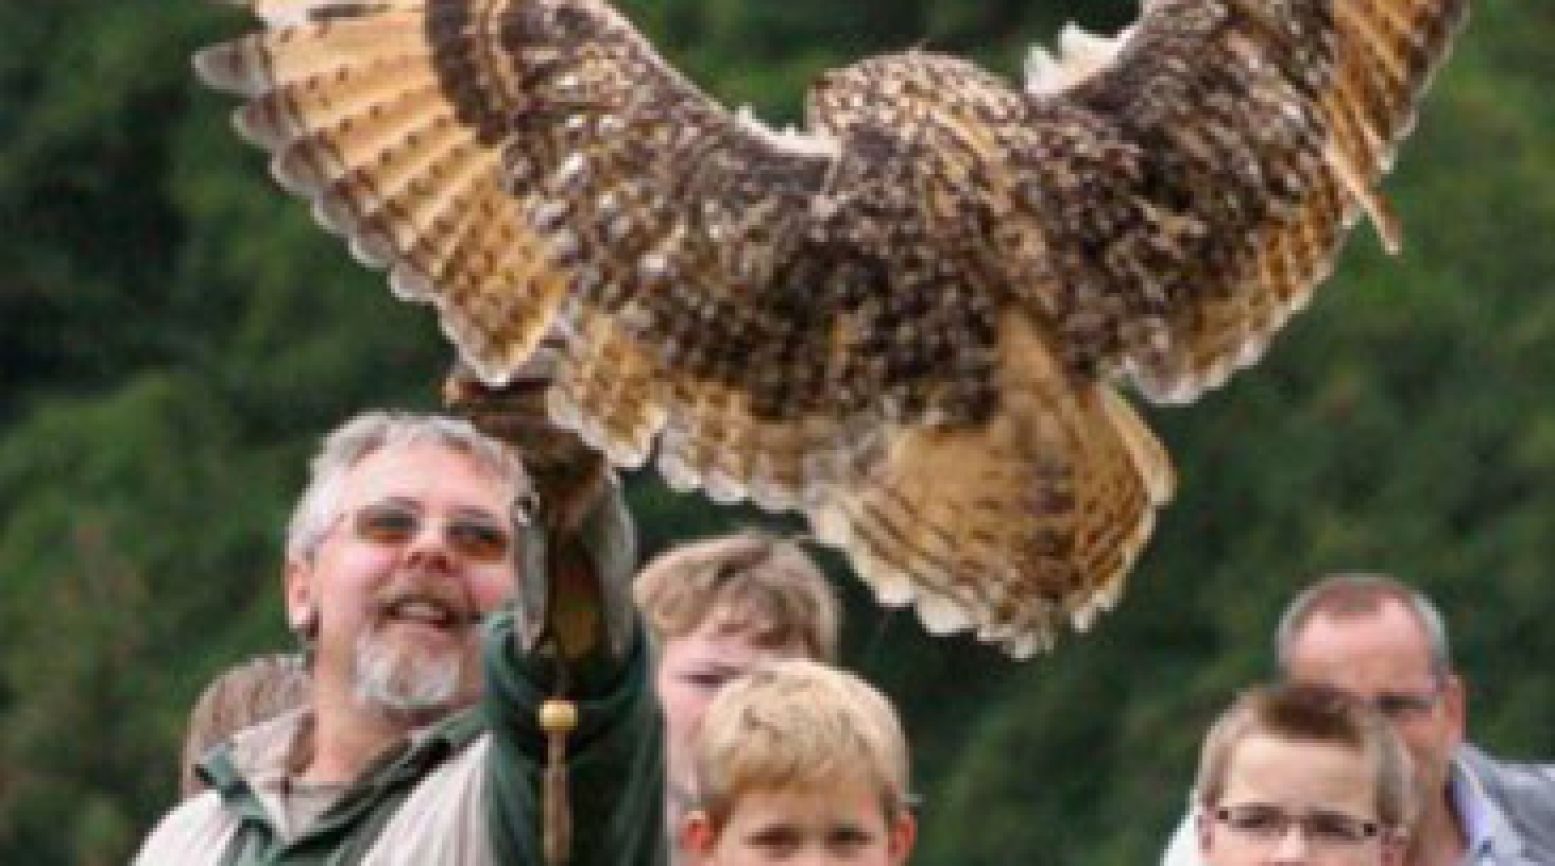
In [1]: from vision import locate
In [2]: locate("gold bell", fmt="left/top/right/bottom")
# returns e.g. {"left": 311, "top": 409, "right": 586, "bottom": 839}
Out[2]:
{"left": 540, "top": 698, "right": 578, "bottom": 734}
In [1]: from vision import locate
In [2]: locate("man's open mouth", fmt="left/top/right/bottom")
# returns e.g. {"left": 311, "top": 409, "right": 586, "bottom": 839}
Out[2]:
{"left": 380, "top": 595, "right": 479, "bottom": 631}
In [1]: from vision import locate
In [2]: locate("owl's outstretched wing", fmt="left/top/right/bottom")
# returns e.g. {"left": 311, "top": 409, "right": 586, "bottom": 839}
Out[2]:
{"left": 1019, "top": 0, "right": 1470, "bottom": 403}
{"left": 195, "top": 0, "right": 866, "bottom": 487}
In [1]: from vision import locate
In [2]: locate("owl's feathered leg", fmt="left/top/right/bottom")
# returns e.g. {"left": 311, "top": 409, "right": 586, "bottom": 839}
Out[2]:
{"left": 811, "top": 311, "right": 1173, "bottom": 657}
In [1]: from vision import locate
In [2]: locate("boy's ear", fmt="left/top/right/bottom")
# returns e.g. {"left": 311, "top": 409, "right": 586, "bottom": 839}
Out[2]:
{"left": 680, "top": 809, "right": 718, "bottom": 862}
{"left": 888, "top": 812, "right": 918, "bottom": 863}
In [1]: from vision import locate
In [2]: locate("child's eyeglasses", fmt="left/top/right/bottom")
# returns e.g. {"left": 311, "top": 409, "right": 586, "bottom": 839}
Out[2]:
{"left": 1214, "top": 803, "right": 1381, "bottom": 850}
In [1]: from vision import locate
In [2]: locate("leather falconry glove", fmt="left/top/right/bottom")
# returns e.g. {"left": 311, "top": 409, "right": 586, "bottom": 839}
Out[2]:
{"left": 446, "top": 344, "right": 639, "bottom": 866}
{"left": 443, "top": 347, "right": 636, "bottom": 667}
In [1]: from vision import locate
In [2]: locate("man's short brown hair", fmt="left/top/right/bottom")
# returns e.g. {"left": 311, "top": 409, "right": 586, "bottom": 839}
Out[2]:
{"left": 1275, "top": 572, "right": 1451, "bottom": 678}
{"left": 633, "top": 532, "right": 839, "bottom": 661}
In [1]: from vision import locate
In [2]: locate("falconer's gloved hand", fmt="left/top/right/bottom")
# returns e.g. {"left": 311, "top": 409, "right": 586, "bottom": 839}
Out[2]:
{"left": 447, "top": 355, "right": 640, "bottom": 866}
{"left": 444, "top": 357, "right": 638, "bottom": 671}
{"left": 515, "top": 472, "right": 637, "bottom": 670}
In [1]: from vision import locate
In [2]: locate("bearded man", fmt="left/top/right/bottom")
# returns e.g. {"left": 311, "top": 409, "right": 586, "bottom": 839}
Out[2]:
{"left": 135, "top": 410, "right": 662, "bottom": 865}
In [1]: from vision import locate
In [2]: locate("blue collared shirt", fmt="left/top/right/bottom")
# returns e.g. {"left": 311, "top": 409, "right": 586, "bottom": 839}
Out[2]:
{"left": 1452, "top": 753, "right": 1509, "bottom": 865}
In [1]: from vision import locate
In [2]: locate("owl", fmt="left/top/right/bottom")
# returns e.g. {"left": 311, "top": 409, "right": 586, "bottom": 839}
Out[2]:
{"left": 196, "top": 0, "right": 1471, "bottom": 657}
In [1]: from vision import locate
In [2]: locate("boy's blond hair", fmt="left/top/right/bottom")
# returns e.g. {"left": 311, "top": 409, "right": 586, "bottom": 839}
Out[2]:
{"left": 633, "top": 532, "right": 839, "bottom": 661}
{"left": 692, "top": 659, "right": 909, "bottom": 826}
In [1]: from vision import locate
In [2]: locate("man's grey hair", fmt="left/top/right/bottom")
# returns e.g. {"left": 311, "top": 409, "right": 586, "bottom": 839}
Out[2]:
{"left": 285, "top": 410, "right": 534, "bottom": 564}
{"left": 1275, "top": 572, "right": 1453, "bottom": 678}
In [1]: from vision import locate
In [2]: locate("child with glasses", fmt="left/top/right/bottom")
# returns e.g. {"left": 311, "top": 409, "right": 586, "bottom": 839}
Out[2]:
{"left": 1194, "top": 683, "right": 1413, "bottom": 866}
{"left": 678, "top": 659, "right": 916, "bottom": 866}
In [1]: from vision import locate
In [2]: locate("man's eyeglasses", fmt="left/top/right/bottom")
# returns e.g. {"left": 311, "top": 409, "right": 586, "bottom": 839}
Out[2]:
{"left": 346, "top": 501, "right": 513, "bottom": 563}
{"left": 1214, "top": 803, "right": 1381, "bottom": 850}
{"left": 1368, "top": 684, "right": 1444, "bottom": 720}
{"left": 1288, "top": 678, "right": 1447, "bottom": 721}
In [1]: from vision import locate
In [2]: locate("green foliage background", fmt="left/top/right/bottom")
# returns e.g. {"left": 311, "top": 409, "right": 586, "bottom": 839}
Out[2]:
{"left": 1, "top": 2, "right": 1550, "bottom": 863}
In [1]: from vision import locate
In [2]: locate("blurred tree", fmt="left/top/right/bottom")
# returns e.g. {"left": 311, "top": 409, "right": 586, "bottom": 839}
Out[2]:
{"left": 0, "top": 2, "right": 1550, "bottom": 865}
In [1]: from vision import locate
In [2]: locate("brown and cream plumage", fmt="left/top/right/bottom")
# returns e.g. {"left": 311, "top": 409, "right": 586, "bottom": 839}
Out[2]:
{"left": 195, "top": 0, "right": 1471, "bottom": 656}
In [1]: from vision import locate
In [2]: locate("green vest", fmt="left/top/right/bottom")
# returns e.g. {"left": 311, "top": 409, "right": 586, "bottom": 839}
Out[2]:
{"left": 203, "top": 710, "right": 487, "bottom": 866}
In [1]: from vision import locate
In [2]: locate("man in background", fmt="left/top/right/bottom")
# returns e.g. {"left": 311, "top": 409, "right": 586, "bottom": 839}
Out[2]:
{"left": 1164, "top": 573, "right": 1555, "bottom": 866}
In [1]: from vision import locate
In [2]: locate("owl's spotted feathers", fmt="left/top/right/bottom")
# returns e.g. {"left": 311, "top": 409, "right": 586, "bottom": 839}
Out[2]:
{"left": 197, "top": 0, "right": 1470, "bottom": 656}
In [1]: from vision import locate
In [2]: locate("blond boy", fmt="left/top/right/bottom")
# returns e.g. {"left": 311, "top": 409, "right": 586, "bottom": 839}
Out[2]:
{"left": 634, "top": 532, "right": 841, "bottom": 829}
{"left": 681, "top": 659, "right": 916, "bottom": 865}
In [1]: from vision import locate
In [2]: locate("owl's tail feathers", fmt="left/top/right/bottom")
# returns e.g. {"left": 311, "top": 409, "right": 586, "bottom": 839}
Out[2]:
{"left": 810, "top": 313, "right": 1173, "bottom": 658}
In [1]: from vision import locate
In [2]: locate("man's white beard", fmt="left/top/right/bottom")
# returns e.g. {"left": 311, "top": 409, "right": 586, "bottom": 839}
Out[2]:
{"left": 351, "top": 627, "right": 468, "bottom": 721}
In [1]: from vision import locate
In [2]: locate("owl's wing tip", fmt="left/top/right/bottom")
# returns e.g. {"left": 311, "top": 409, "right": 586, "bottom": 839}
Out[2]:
{"left": 192, "top": 42, "right": 260, "bottom": 96}
{"left": 1023, "top": 21, "right": 1132, "bottom": 96}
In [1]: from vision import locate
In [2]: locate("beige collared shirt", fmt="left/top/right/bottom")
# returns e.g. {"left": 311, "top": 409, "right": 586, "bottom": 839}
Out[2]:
{"left": 134, "top": 708, "right": 498, "bottom": 865}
